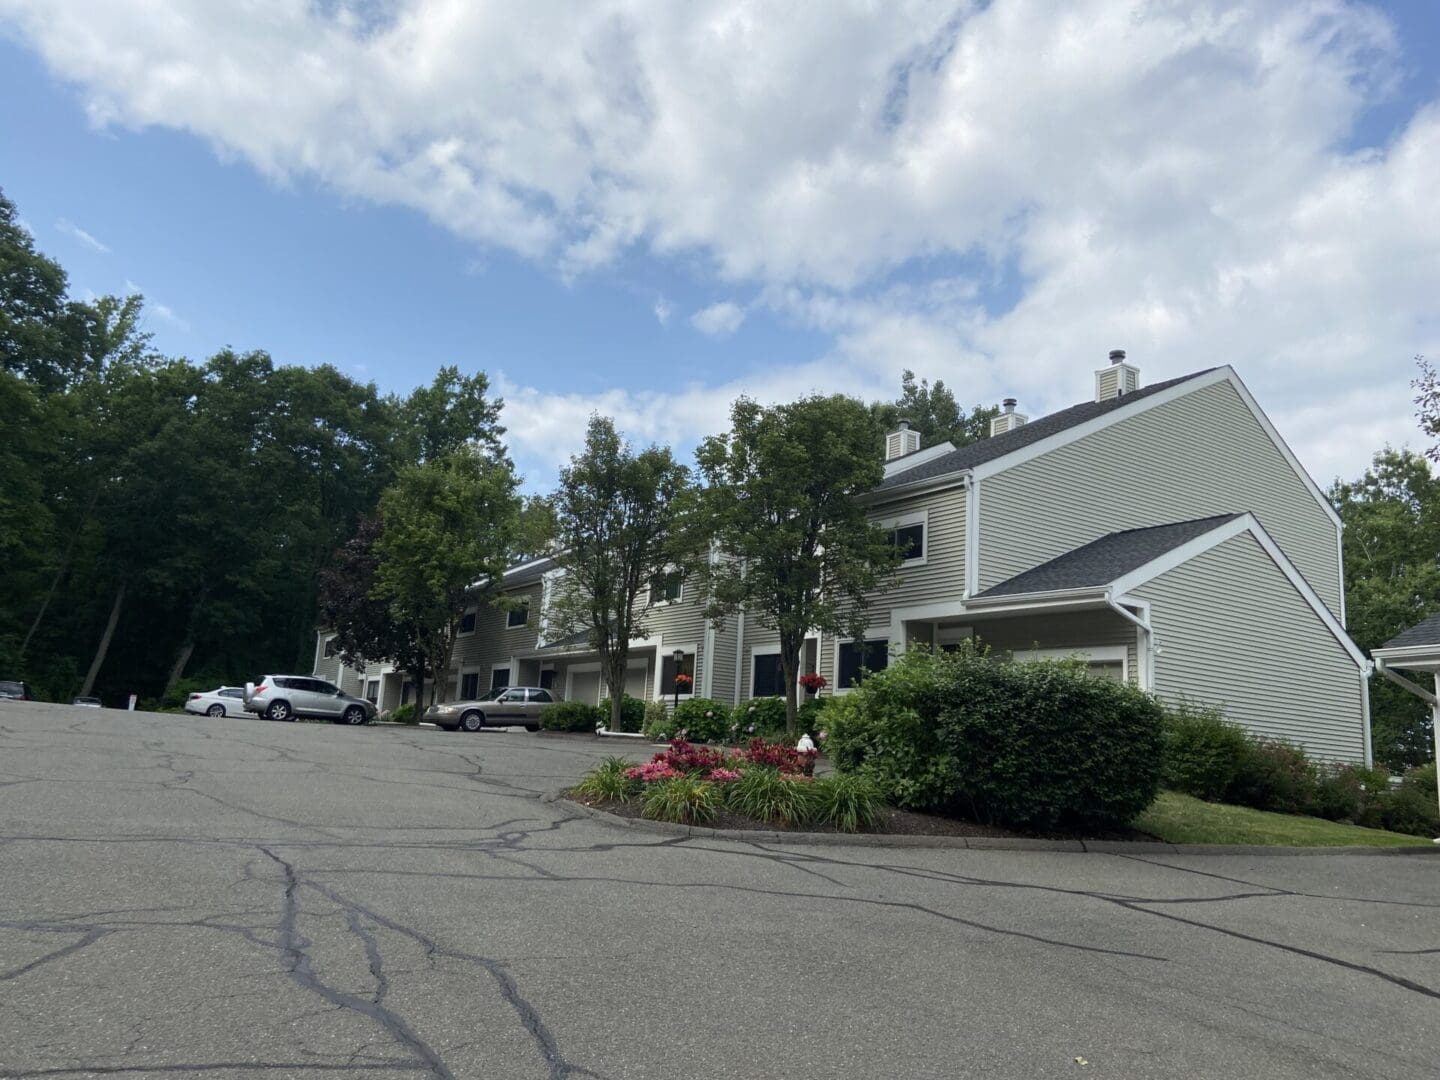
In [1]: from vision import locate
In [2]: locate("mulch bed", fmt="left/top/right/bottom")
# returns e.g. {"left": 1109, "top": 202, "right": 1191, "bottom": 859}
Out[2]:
{"left": 564, "top": 792, "right": 1156, "bottom": 842}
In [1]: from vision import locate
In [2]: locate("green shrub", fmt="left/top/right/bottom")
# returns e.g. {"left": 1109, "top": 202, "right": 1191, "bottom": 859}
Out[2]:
{"left": 810, "top": 773, "right": 883, "bottom": 832}
{"left": 1228, "top": 739, "right": 1315, "bottom": 814}
{"left": 1309, "top": 763, "right": 1393, "bottom": 824}
{"left": 642, "top": 699, "right": 675, "bottom": 740}
{"left": 595, "top": 694, "right": 646, "bottom": 732}
{"left": 673, "top": 697, "right": 731, "bottom": 743}
{"left": 573, "top": 756, "right": 642, "bottom": 802}
{"left": 544, "top": 700, "right": 603, "bottom": 732}
{"left": 159, "top": 677, "right": 213, "bottom": 711}
{"left": 1160, "top": 702, "right": 1251, "bottom": 801}
{"left": 389, "top": 703, "right": 416, "bottom": 724}
{"left": 1380, "top": 763, "right": 1440, "bottom": 837}
{"left": 642, "top": 777, "right": 721, "bottom": 825}
{"left": 735, "top": 697, "right": 788, "bottom": 738}
{"left": 824, "top": 645, "right": 1163, "bottom": 831}
{"left": 797, "top": 696, "right": 829, "bottom": 734}
{"left": 726, "top": 766, "right": 817, "bottom": 826}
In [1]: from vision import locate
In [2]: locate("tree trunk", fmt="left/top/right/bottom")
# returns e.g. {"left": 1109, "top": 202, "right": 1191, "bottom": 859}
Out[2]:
{"left": 19, "top": 486, "right": 101, "bottom": 661}
{"left": 80, "top": 578, "right": 127, "bottom": 698}
{"left": 164, "top": 639, "right": 196, "bottom": 696}
{"left": 780, "top": 636, "right": 801, "bottom": 736}
{"left": 414, "top": 655, "right": 426, "bottom": 718}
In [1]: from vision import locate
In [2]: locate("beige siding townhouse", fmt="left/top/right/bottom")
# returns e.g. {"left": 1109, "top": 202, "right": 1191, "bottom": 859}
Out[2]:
{"left": 315, "top": 351, "right": 1371, "bottom": 762}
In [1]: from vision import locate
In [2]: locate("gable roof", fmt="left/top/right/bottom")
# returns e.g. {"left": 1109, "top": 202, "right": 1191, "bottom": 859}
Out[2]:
{"left": 1378, "top": 614, "right": 1440, "bottom": 651}
{"left": 976, "top": 514, "right": 1241, "bottom": 598}
{"left": 876, "top": 368, "right": 1217, "bottom": 491}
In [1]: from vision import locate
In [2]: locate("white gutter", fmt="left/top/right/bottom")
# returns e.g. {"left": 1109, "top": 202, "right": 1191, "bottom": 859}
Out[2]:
{"left": 1372, "top": 657, "right": 1440, "bottom": 837}
{"left": 964, "top": 586, "right": 1109, "bottom": 608}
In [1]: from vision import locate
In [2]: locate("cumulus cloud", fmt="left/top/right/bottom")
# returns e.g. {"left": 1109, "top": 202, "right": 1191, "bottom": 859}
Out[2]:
{"left": 56, "top": 217, "right": 109, "bottom": 253}
{"left": 690, "top": 300, "right": 745, "bottom": 337}
{"left": 652, "top": 296, "right": 673, "bottom": 326}
{"left": 5, "top": 0, "right": 1438, "bottom": 486}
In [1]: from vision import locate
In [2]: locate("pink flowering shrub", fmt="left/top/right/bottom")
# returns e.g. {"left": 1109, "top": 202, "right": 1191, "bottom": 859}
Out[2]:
{"left": 740, "top": 737, "right": 817, "bottom": 776}
{"left": 706, "top": 768, "right": 742, "bottom": 782}
{"left": 624, "top": 761, "right": 684, "bottom": 783}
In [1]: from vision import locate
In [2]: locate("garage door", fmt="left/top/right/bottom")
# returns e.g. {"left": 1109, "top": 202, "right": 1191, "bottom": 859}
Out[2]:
{"left": 569, "top": 670, "right": 602, "bottom": 705}
{"left": 624, "top": 663, "right": 647, "bottom": 700}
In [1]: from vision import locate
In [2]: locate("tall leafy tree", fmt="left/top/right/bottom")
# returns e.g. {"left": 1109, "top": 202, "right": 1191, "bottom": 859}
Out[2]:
{"left": 872, "top": 370, "right": 998, "bottom": 449}
{"left": 544, "top": 415, "right": 696, "bottom": 730}
{"left": 396, "top": 365, "right": 505, "bottom": 464}
{"left": 697, "top": 395, "right": 904, "bottom": 733}
{"left": 373, "top": 447, "right": 521, "bottom": 710}
{"left": 1330, "top": 447, "right": 1440, "bottom": 769}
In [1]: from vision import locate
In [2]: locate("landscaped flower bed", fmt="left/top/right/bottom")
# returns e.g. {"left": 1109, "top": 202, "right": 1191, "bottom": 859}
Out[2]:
{"left": 569, "top": 738, "right": 885, "bottom": 830}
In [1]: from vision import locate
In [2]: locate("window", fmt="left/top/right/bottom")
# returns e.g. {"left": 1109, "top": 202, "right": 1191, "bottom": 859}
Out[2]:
{"left": 366, "top": 681, "right": 379, "bottom": 704}
{"left": 323, "top": 637, "right": 338, "bottom": 658}
{"left": 459, "top": 609, "right": 476, "bottom": 634}
{"left": 890, "top": 522, "right": 924, "bottom": 561}
{"left": 659, "top": 650, "right": 695, "bottom": 696}
{"left": 401, "top": 681, "right": 413, "bottom": 705}
{"left": 529, "top": 689, "right": 554, "bottom": 703}
{"left": 491, "top": 667, "right": 511, "bottom": 691}
{"left": 501, "top": 689, "right": 526, "bottom": 703}
{"left": 311, "top": 680, "right": 339, "bottom": 695}
{"left": 507, "top": 602, "right": 529, "bottom": 629}
{"left": 539, "top": 669, "right": 556, "bottom": 690}
{"left": 461, "top": 672, "right": 480, "bottom": 699}
{"left": 838, "top": 639, "right": 889, "bottom": 688}
{"left": 650, "top": 570, "right": 684, "bottom": 605}
{"left": 751, "top": 653, "right": 785, "bottom": 697}
{"left": 221, "top": 688, "right": 244, "bottom": 699}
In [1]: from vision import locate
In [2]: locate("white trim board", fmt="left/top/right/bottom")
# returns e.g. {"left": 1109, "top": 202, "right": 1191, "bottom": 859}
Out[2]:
{"left": 882, "top": 440, "right": 955, "bottom": 480}
{"left": 1011, "top": 644, "right": 1129, "bottom": 684}
{"left": 1107, "top": 512, "right": 1366, "bottom": 671}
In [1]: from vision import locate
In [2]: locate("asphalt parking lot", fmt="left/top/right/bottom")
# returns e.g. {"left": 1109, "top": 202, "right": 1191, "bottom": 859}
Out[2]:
{"left": 1, "top": 702, "right": 1437, "bottom": 1079}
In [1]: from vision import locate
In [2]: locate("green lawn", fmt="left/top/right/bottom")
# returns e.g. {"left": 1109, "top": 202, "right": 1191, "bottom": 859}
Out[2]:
{"left": 1136, "top": 791, "right": 1431, "bottom": 847}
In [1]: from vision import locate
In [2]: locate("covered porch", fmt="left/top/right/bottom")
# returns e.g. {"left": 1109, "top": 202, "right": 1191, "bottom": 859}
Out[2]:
{"left": 1371, "top": 615, "right": 1440, "bottom": 833}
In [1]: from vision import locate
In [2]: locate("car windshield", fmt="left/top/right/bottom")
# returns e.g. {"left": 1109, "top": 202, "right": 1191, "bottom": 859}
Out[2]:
{"left": 0, "top": 681, "right": 22, "bottom": 693}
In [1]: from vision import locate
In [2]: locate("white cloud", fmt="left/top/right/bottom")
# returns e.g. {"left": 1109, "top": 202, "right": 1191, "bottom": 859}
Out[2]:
{"left": 56, "top": 217, "right": 109, "bottom": 253}
{"left": 689, "top": 300, "right": 745, "bottom": 337}
{"left": 653, "top": 296, "right": 673, "bottom": 326}
{"left": 124, "top": 279, "right": 189, "bottom": 331}
{"left": 5, "top": 1, "right": 1438, "bottom": 486}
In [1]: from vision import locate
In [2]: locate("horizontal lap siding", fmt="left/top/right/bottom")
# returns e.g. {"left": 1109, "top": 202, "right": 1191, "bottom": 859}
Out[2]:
{"left": 450, "top": 581, "right": 545, "bottom": 689}
{"left": 1133, "top": 533, "right": 1366, "bottom": 763}
{"left": 645, "top": 593, "right": 710, "bottom": 701}
{"left": 978, "top": 381, "right": 1342, "bottom": 618}
{"left": 972, "top": 611, "right": 1138, "bottom": 684}
{"left": 709, "top": 618, "right": 740, "bottom": 705}
{"left": 865, "top": 488, "right": 968, "bottom": 625}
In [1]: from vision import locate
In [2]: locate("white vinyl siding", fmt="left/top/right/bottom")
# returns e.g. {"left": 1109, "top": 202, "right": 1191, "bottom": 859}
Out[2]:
{"left": 978, "top": 381, "right": 1342, "bottom": 618}
{"left": 1132, "top": 532, "right": 1366, "bottom": 763}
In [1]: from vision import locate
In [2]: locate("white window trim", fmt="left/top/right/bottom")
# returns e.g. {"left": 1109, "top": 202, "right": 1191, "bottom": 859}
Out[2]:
{"left": 655, "top": 642, "right": 699, "bottom": 701}
{"left": 506, "top": 600, "right": 531, "bottom": 630}
{"left": 490, "top": 662, "right": 514, "bottom": 690}
{"left": 457, "top": 607, "right": 478, "bottom": 637}
{"left": 1011, "top": 644, "right": 1129, "bottom": 683}
{"left": 457, "top": 666, "right": 483, "bottom": 700}
{"left": 876, "top": 508, "right": 928, "bottom": 567}
{"left": 748, "top": 638, "right": 818, "bottom": 698}
{"left": 832, "top": 632, "right": 893, "bottom": 695}
{"left": 649, "top": 568, "right": 685, "bottom": 608}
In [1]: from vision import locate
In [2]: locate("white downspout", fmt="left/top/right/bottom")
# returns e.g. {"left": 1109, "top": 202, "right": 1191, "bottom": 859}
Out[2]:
{"left": 1374, "top": 658, "right": 1440, "bottom": 837}
{"left": 1105, "top": 596, "right": 1152, "bottom": 691}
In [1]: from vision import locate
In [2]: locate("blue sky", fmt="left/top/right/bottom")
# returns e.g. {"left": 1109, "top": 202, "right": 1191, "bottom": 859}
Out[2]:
{"left": 2, "top": 1, "right": 1439, "bottom": 489}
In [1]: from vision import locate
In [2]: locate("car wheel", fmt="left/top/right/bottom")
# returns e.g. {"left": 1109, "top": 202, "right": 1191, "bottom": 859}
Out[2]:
{"left": 207, "top": 704, "right": 225, "bottom": 717}
{"left": 265, "top": 700, "right": 292, "bottom": 722}
{"left": 525, "top": 723, "right": 540, "bottom": 733}
{"left": 342, "top": 705, "right": 366, "bottom": 726}
{"left": 460, "top": 711, "right": 485, "bottom": 733}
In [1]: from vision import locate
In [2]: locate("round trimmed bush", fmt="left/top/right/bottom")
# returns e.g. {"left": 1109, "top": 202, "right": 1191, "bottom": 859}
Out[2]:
{"left": 1160, "top": 702, "right": 1250, "bottom": 801}
{"left": 672, "top": 697, "right": 731, "bottom": 743}
{"left": 825, "top": 646, "right": 1164, "bottom": 831}
{"left": 735, "top": 697, "right": 787, "bottom": 738}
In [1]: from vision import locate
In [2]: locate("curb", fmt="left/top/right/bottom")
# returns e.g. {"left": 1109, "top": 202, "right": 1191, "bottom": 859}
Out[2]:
{"left": 547, "top": 792, "right": 1440, "bottom": 856}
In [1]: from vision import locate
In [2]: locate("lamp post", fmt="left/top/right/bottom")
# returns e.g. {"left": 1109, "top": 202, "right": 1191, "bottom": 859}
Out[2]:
{"left": 672, "top": 647, "right": 685, "bottom": 712}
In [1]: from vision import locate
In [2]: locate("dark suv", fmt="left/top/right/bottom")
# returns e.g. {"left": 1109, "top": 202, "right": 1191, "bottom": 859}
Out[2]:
{"left": 243, "top": 675, "right": 376, "bottom": 725}
{"left": 0, "top": 680, "right": 33, "bottom": 701}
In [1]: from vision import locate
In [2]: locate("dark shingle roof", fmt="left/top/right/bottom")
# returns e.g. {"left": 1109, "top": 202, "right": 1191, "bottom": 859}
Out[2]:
{"left": 876, "top": 368, "right": 1218, "bottom": 491}
{"left": 1379, "top": 614, "right": 1440, "bottom": 650}
{"left": 976, "top": 514, "right": 1241, "bottom": 598}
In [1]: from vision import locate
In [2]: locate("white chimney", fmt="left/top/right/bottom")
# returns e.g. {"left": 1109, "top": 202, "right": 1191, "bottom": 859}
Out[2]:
{"left": 1095, "top": 349, "right": 1140, "bottom": 402}
{"left": 989, "top": 398, "right": 1028, "bottom": 436}
{"left": 885, "top": 417, "right": 922, "bottom": 461}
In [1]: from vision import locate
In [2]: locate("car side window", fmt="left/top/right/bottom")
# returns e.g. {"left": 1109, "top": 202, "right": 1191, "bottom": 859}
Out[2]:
{"left": 274, "top": 677, "right": 297, "bottom": 690}
{"left": 222, "top": 689, "right": 243, "bottom": 698}
{"left": 314, "top": 680, "right": 339, "bottom": 695}
{"left": 501, "top": 689, "right": 525, "bottom": 702}
{"left": 528, "top": 689, "right": 552, "bottom": 703}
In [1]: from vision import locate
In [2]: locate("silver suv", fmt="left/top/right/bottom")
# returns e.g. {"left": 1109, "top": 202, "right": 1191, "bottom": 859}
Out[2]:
{"left": 243, "top": 675, "right": 376, "bottom": 725}
{"left": 424, "top": 687, "right": 558, "bottom": 732}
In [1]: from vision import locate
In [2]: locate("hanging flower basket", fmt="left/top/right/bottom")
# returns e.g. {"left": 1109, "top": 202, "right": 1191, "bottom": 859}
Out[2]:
{"left": 798, "top": 672, "right": 828, "bottom": 695}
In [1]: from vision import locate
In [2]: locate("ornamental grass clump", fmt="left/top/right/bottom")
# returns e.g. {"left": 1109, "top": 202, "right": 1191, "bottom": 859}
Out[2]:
{"left": 642, "top": 776, "right": 721, "bottom": 825}
{"left": 811, "top": 773, "right": 884, "bottom": 832}
{"left": 727, "top": 766, "right": 817, "bottom": 826}
{"left": 573, "top": 756, "right": 642, "bottom": 802}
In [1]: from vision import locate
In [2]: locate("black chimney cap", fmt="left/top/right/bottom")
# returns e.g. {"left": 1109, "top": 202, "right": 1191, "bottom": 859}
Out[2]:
{"left": 1002, "top": 397, "right": 1017, "bottom": 412}
{"left": 1109, "top": 349, "right": 1127, "bottom": 364}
